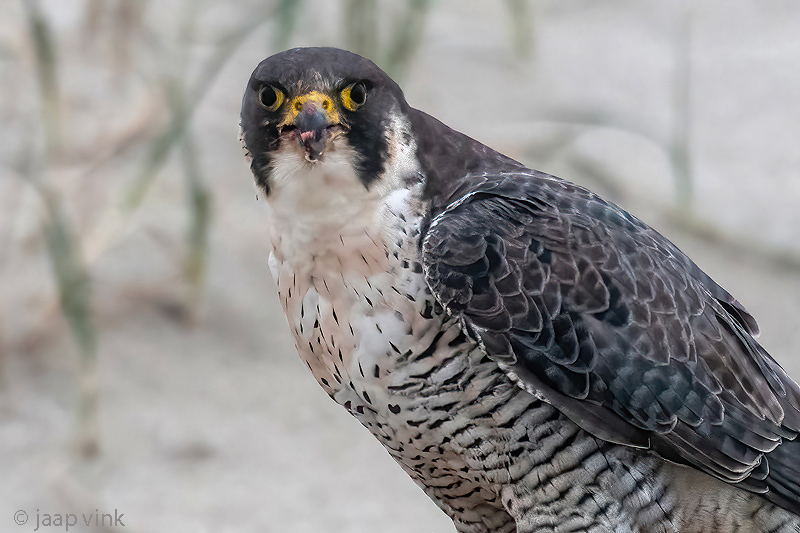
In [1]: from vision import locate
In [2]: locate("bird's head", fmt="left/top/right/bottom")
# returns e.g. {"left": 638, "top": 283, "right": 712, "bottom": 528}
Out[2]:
{"left": 240, "top": 47, "right": 417, "bottom": 198}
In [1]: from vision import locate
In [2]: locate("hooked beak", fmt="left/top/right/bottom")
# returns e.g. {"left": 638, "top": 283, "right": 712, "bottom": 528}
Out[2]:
{"left": 279, "top": 91, "right": 343, "bottom": 162}
{"left": 294, "top": 102, "right": 329, "bottom": 161}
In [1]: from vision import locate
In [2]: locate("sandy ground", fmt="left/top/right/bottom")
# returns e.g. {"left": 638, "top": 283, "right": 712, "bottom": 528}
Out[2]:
{"left": 2, "top": 2, "right": 800, "bottom": 532}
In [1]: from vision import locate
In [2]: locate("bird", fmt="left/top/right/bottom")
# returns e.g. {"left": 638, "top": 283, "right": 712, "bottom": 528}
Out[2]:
{"left": 239, "top": 47, "right": 800, "bottom": 532}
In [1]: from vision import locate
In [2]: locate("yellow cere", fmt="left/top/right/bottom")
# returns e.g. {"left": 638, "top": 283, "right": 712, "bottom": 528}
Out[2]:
{"left": 281, "top": 90, "right": 340, "bottom": 126}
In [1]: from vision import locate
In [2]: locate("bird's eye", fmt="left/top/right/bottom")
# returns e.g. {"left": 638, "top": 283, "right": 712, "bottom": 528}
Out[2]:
{"left": 258, "top": 85, "right": 284, "bottom": 111}
{"left": 340, "top": 82, "right": 368, "bottom": 111}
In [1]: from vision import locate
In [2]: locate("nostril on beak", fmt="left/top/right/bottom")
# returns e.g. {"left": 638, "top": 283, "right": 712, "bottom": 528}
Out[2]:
{"left": 295, "top": 103, "right": 329, "bottom": 135}
{"left": 293, "top": 105, "right": 331, "bottom": 162}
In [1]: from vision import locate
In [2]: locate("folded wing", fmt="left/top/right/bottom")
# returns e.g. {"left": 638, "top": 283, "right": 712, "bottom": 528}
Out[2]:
{"left": 421, "top": 170, "right": 800, "bottom": 512}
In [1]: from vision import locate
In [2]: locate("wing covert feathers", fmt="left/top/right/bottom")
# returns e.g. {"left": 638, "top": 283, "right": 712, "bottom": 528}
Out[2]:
{"left": 421, "top": 170, "right": 800, "bottom": 512}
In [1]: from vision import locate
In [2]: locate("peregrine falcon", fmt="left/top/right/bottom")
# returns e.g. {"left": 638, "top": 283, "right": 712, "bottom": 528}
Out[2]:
{"left": 239, "top": 47, "right": 800, "bottom": 532}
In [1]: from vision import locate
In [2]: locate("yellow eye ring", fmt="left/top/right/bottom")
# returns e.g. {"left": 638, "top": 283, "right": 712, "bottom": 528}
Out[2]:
{"left": 258, "top": 85, "right": 284, "bottom": 111}
{"left": 340, "top": 82, "right": 367, "bottom": 111}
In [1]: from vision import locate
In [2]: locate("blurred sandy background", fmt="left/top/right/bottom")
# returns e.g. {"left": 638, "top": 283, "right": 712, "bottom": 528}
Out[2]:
{"left": 1, "top": 1, "right": 799, "bottom": 532}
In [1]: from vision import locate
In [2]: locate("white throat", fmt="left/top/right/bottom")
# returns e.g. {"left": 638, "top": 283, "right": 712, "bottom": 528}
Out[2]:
{"left": 261, "top": 112, "right": 420, "bottom": 275}
{"left": 266, "top": 144, "right": 379, "bottom": 255}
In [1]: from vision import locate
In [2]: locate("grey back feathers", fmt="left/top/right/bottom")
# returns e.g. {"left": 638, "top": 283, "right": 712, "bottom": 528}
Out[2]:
{"left": 241, "top": 47, "right": 800, "bottom": 532}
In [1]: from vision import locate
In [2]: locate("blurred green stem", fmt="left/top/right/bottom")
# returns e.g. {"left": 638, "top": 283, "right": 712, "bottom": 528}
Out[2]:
{"left": 40, "top": 184, "right": 99, "bottom": 457}
{"left": 383, "top": 0, "right": 431, "bottom": 80}
{"left": 671, "top": 10, "right": 693, "bottom": 212}
{"left": 175, "top": 0, "right": 211, "bottom": 319}
{"left": 274, "top": 0, "right": 304, "bottom": 49}
{"left": 22, "top": 0, "right": 60, "bottom": 156}
{"left": 23, "top": 0, "right": 99, "bottom": 457}
{"left": 125, "top": 7, "right": 271, "bottom": 211}
{"left": 163, "top": 64, "right": 211, "bottom": 319}
{"left": 505, "top": 0, "right": 533, "bottom": 58}
{"left": 345, "top": 0, "right": 378, "bottom": 57}
{"left": 181, "top": 134, "right": 212, "bottom": 320}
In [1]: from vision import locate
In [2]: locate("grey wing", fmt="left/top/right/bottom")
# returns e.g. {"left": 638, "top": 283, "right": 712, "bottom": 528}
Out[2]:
{"left": 420, "top": 171, "right": 800, "bottom": 510}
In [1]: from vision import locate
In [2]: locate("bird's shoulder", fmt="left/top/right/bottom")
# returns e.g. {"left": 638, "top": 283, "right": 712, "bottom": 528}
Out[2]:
{"left": 419, "top": 167, "right": 800, "bottom": 507}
